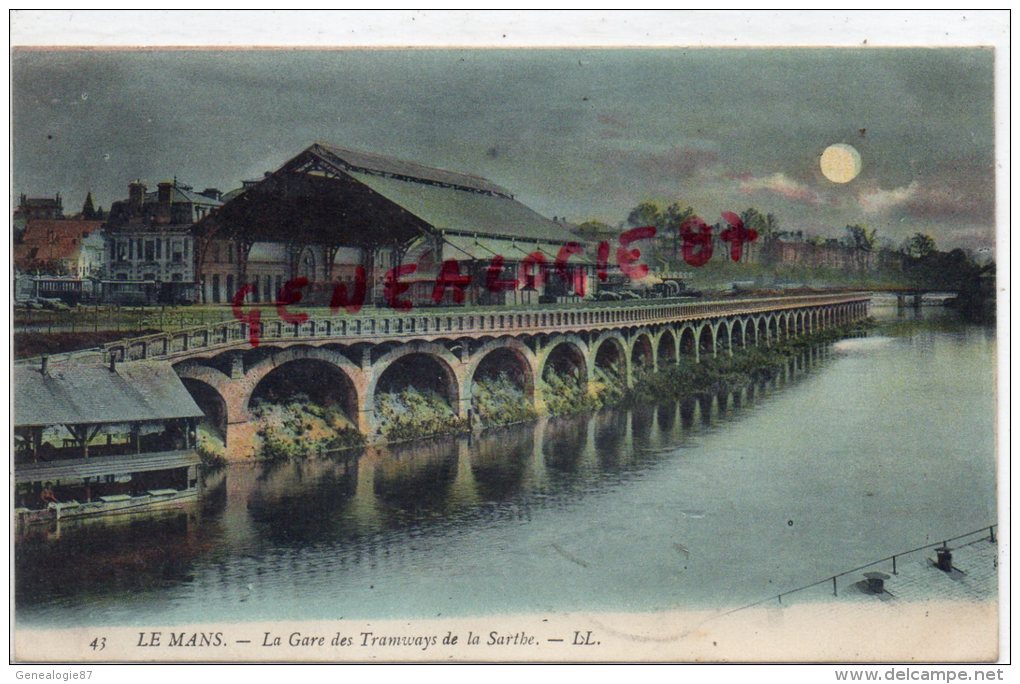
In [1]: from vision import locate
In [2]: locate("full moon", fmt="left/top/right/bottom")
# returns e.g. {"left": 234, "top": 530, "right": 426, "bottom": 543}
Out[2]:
{"left": 820, "top": 143, "right": 862, "bottom": 183}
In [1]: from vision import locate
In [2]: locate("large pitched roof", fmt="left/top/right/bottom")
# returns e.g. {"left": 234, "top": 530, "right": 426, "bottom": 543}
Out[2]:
{"left": 313, "top": 142, "right": 512, "bottom": 197}
{"left": 346, "top": 169, "right": 572, "bottom": 243}
{"left": 201, "top": 143, "right": 578, "bottom": 246}
{"left": 14, "top": 360, "right": 204, "bottom": 427}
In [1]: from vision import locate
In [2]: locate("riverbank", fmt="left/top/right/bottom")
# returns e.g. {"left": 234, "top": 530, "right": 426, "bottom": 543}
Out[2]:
{"left": 205, "top": 319, "right": 874, "bottom": 463}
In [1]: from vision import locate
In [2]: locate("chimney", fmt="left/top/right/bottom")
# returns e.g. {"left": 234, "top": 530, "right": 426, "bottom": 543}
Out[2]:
{"left": 201, "top": 188, "right": 222, "bottom": 201}
{"left": 40, "top": 355, "right": 48, "bottom": 375}
{"left": 128, "top": 180, "right": 146, "bottom": 215}
{"left": 157, "top": 181, "right": 173, "bottom": 222}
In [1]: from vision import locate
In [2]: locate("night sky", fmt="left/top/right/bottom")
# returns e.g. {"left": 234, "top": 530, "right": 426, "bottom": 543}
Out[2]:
{"left": 12, "top": 48, "right": 995, "bottom": 250}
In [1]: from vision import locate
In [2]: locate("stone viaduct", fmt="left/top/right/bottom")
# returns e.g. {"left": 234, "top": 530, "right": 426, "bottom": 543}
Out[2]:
{"left": 103, "top": 293, "right": 871, "bottom": 458}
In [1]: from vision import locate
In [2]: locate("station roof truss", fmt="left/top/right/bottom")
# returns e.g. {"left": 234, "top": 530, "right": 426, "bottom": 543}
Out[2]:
{"left": 193, "top": 142, "right": 584, "bottom": 253}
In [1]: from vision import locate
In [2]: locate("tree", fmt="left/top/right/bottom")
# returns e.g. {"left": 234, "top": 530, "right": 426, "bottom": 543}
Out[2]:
{"left": 902, "top": 233, "right": 937, "bottom": 259}
{"left": 626, "top": 201, "right": 664, "bottom": 229}
{"left": 574, "top": 220, "right": 614, "bottom": 239}
{"left": 663, "top": 202, "right": 695, "bottom": 261}
{"left": 81, "top": 192, "right": 98, "bottom": 220}
{"left": 626, "top": 201, "right": 671, "bottom": 267}
{"left": 739, "top": 208, "right": 767, "bottom": 235}
{"left": 844, "top": 224, "right": 877, "bottom": 270}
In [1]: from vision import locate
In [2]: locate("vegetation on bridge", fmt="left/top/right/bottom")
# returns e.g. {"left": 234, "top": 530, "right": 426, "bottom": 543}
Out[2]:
{"left": 375, "top": 388, "right": 468, "bottom": 442}
{"left": 199, "top": 318, "right": 875, "bottom": 462}
{"left": 623, "top": 319, "right": 875, "bottom": 406}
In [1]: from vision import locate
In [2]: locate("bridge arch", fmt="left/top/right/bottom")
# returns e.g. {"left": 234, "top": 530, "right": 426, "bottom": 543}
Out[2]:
{"left": 179, "top": 376, "right": 228, "bottom": 439}
{"left": 466, "top": 337, "right": 538, "bottom": 406}
{"left": 655, "top": 328, "right": 677, "bottom": 366}
{"left": 697, "top": 322, "right": 717, "bottom": 358}
{"left": 592, "top": 332, "right": 630, "bottom": 383}
{"left": 244, "top": 346, "right": 363, "bottom": 425}
{"left": 714, "top": 319, "right": 732, "bottom": 356}
{"left": 730, "top": 318, "right": 746, "bottom": 350}
{"left": 630, "top": 331, "right": 655, "bottom": 373}
{"left": 679, "top": 325, "right": 698, "bottom": 360}
{"left": 754, "top": 316, "right": 767, "bottom": 346}
{"left": 174, "top": 362, "right": 245, "bottom": 424}
{"left": 539, "top": 335, "right": 589, "bottom": 386}
{"left": 368, "top": 341, "right": 466, "bottom": 418}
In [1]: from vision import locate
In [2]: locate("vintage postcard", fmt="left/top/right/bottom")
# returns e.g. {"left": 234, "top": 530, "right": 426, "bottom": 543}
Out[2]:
{"left": 9, "top": 11, "right": 1008, "bottom": 666}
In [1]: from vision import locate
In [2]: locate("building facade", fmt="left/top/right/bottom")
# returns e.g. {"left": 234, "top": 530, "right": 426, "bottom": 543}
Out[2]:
{"left": 14, "top": 219, "right": 106, "bottom": 278}
{"left": 193, "top": 143, "right": 596, "bottom": 308}
{"left": 103, "top": 180, "right": 222, "bottom": 303}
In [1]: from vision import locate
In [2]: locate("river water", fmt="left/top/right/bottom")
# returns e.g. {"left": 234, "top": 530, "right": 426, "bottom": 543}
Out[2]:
{"left": 15, "top": 305, "right": 998, "bottom": 626}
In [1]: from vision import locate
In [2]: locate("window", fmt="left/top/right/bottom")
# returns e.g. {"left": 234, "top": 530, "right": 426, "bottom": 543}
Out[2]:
{"left": 212, "top": 275, "right": 221, "bottom": 303}
{"left": 226, "top": 275, "right": 234, "bottom": 301}
{"left": 145, "top": 241, "right": 155, "bottom": 262}
{"left": 264, "top": 275, "right": 273, "bottom": 302}
{"left": 155, "top": 239, "right": 162, "bottom": 260}
{"left": 212, "top": 243, "right": 220, "bottom": 263}
{"left": 227, "top": 242, "right": 234, "bottom": 264}
{"left": 275, "top": 275, "right": 283, "bottom": 299}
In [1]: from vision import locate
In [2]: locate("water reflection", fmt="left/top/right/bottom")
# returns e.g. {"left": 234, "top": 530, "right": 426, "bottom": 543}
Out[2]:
{"left": 16, "top": 310, "right": 994, "bottom": 625}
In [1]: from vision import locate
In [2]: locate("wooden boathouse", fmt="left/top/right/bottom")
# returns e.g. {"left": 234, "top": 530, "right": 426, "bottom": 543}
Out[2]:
{"left": 13, "top": 356, "right": 205, "bottom": 525}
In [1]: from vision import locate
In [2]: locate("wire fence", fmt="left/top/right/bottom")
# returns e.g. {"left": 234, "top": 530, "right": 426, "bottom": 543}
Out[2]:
{"left": 15, "top": 305, "right": 233, "bottom": 334}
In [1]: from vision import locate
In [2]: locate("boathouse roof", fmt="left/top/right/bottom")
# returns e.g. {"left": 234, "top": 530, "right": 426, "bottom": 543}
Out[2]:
{"left": 193, "top": 142, "right": 580, "bottom": 248}
{"left": 14, "top": 360, "right": 203, "bottom": 428}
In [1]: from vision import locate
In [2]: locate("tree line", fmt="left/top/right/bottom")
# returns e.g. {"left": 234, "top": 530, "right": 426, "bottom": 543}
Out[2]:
{"left": 573, "top": 200, "right": 993, "bottom": 294}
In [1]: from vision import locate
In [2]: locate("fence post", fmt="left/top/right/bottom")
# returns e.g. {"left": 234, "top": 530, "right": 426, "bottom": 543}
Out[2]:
{"left": 989, "top": 526, "right": 996, "bottom": 542}
{"left": 892, "top": 555, "right": 897, "bottom": 575}
{"left": 832, "top": 576, "right": 837, "bottom": 596}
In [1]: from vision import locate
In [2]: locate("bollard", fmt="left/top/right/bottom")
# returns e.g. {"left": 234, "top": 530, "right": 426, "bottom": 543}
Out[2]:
{"left": 864, "top": 571, "right": 889, "bottom": 594}
{"left": 936, "top": 547, "right": 953, "bottom": 572}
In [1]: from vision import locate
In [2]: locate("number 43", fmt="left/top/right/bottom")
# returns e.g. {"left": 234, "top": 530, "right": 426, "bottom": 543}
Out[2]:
{"left": 89, "top": 637, "right": 106, "bottom": 651}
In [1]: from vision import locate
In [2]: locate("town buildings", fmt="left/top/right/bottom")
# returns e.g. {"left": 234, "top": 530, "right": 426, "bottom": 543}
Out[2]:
{"left": 16, "top": 144, "right": 906, "bottom": 307}
{"left": 14, "top": 218, "right": 105, "bottom": 278}
{"left": 102, "top": 180, "right": 222, "bottom": 304}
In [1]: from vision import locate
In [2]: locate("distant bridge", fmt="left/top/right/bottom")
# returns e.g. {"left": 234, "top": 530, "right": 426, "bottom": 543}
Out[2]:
{"left": 101, "top": 293, "right": 870, "bottom": 457}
